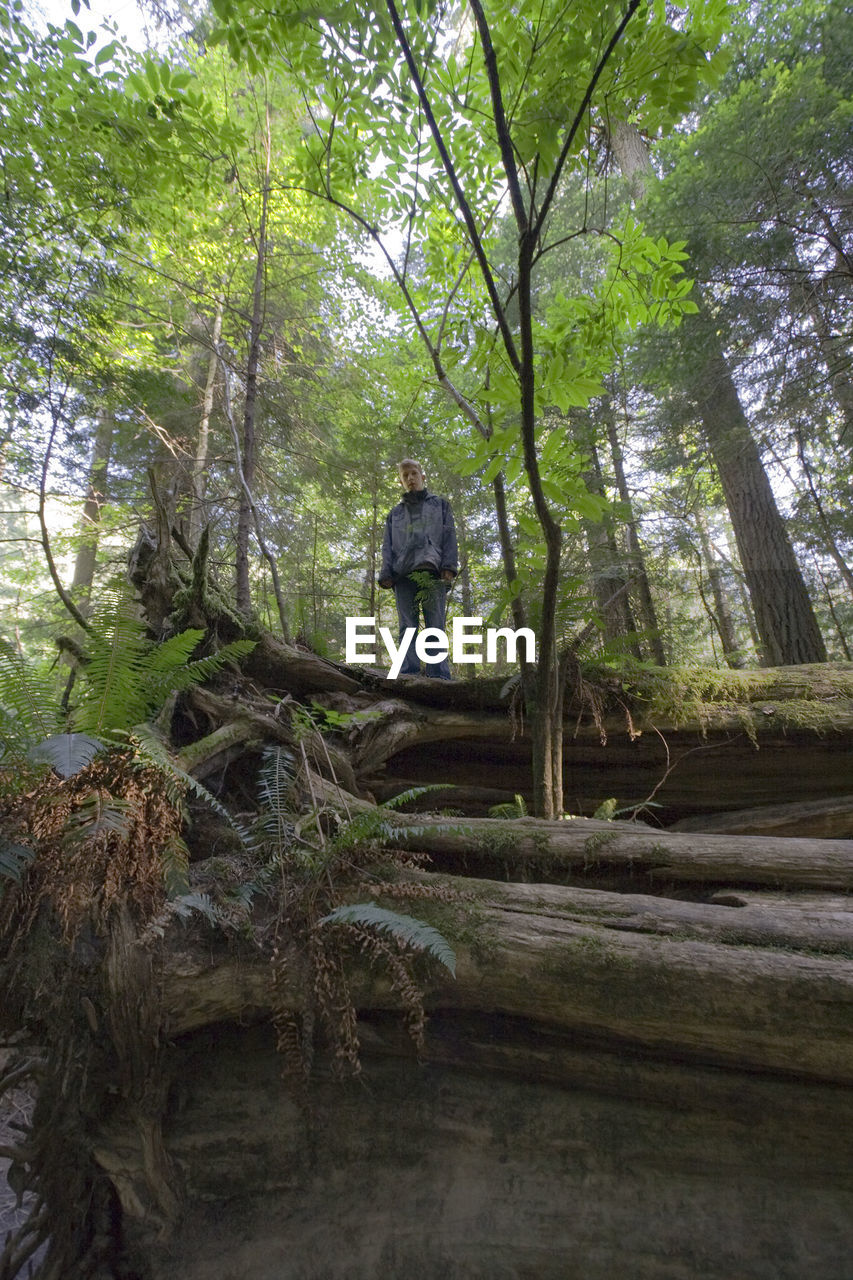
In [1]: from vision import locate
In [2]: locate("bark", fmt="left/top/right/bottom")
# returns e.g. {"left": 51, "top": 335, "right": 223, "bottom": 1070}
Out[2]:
{"left": 694, "top": 506, "right": 743, "bottom": 666}
{"left": 158, "top": 875, "right": 853, "bottom": 1083}
{"left": 672, "top": 794, "right": 853, "bottom": 839}
{"left": 692, "top": 320, "right": 827, "bottom": 665}
{"left": 798, "top": 255, "right": 853, "bottom": 444}
{"left": 607, "top": 118, "right": 825, "bottom": 666}
{"left": 794, "top": 424, "right": 853, "bottom": 602}
{"left": 71, "top": 409, "right": 113, "bottom": 609}
{"left": 583, "top": 442, "right": 640, "bottom": 653}
{"left": 235, "top": 122, "right": 271, "bottom": 616}
{"left": 603, "top": 400, "right": 666, "bottom": 664}
{"left": 608, "top": 116, "right": 653, "bottom": 201}
{"left": 384, "top": 813, "right": 853, "bottom": 891}
{"left": 188, "top": 298, "right": 224, "bottom": 550}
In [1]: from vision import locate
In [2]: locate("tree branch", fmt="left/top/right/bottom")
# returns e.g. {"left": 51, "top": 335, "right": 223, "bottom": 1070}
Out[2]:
{"left": 533, "top": 0, "right": 643, "bottom": 241}
{"left": 39, "top": 409, "right": 91, "bottom": 633}
{"left": 467, "top": 0, "right": 528, "bottom": 232}
{"left": 384, "top": 0, "right": 521, "bottom": 372}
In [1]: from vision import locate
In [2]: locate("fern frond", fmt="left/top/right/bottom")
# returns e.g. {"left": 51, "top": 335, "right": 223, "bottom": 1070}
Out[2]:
{"left": 382, "top": 785, "right": 448, "bottom": 811}
{"left": 143, "top": 891, "right": 225, "bottom": 939}
{"left": 73, "top": 588, "right": 150, "bottom": 733}
{"left": 171, "top": 891, "right": 222, "bottom": 925}
{"left": 142, "top": 637, "right": 256, "bottom": 707}
{"left": 0, "top": 637, "right": 61, "bottom": 749}
{"left": 0, "top": 837, "right": 35, "bottom": 885}
{"left": 320, "top": 902, "right": 457, "bottom": 977}
{"left": 254, "top": 745, "right": 297, "bottom": 854}
{"left": 30, "top": 732, "right": 105, "bottom": 779}
{"left": 125, "top": 725, "right": 246, "bottom": 840}
{"left": 60, "top": 790, "right": 133, "bottom": 848}
{"left": 162, "top": 833, "right": 190, "bottom": 897}
{"left": 144, "top": 629, "right": 206, "bottom": 673}
{"left": 488, "top": 793, "right": 528, "bottom": 820}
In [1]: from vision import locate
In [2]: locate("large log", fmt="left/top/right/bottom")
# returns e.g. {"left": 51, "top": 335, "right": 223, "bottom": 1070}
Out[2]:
{"left": 158, "top": 874, "right": 853, "bottom": 1085}
{"left": 672, "top": 795, "right": 853, "bottom": 838}
{"left": 384, "top": 813, "right": 853, "bottom": 890}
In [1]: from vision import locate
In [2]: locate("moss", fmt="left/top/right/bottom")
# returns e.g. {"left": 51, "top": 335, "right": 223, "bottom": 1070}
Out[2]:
{"left": 405, "top": 893, "right": 499, "bottom": 967}
{"left": 583, "top": 829, "right": 617, "bottom": 862}
{"left": 616, "top": 662, "right": 853, "bottom": 740}
{"left": 477, "top": 827, "right": 520, "bottom": 859}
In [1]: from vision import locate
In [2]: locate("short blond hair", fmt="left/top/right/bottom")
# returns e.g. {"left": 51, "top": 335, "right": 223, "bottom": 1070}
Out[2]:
{"left": 397, "top": 458, "right": 424, "bottom": 475}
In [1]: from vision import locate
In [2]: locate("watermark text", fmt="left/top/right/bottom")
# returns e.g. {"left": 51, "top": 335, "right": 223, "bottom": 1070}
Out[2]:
{"left": 345, "top": 616, "right": 537, "bottom": 678}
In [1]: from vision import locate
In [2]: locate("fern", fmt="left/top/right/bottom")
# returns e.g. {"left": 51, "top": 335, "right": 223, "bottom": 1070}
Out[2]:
{"left": 327, "top": 786, "right": 470, "bottom": 857}
{"left": 255, "top": 745, "right": 297, "bottom": 855}
{"left": 60, "top": 790, "right": 133, "bottom": 848}
{"left": 0, "top": 837, "right": 35, "bottom": 885}
{"left": 320, "top": 902, "right": 456, "bottom": 977}
{"left": 72, "top": 589, "right": 256, "bottom": 735}
{"left": 381, "top": 785, "right": 447, "bottom": 811}
{"left": 488, "top": 793, "right": 528, "bottom": 820}
{"left": 0, "top": 637, "right": 61, "bottom": 757}
{"left": 143, "top": 891, "right": 227, "bottom": 939}
{"left": 142, "top": 637, "right": 257, "bottom": 708}
{"left": 74, "top": 588, "right": 150, "bottom": 734}
{"left": 30, "top": 733, "right": 104, "bottom": 779}
{"left": 126, "top": 725, "right": 249, "bottom": 842}
{"left": 161, "top": 833, "right": 191, "bottom": 897}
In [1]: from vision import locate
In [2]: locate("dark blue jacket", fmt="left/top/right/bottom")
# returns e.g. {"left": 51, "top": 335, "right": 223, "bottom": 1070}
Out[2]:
{"left": 379, "top": 489, "right": 458, "bottom": 584}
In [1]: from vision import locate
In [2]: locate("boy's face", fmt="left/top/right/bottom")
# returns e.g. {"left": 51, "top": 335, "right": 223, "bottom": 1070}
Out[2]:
{"left": 399, "top": 463, "right": 425, "bottom": 492}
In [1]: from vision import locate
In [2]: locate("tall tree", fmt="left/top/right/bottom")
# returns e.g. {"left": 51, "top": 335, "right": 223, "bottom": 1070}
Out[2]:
{"left": 210, "top": 0, "right": 726, "bottom": 814}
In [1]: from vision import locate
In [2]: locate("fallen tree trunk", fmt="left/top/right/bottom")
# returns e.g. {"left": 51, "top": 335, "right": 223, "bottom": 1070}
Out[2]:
{"left": 383, "top": 814, "right": 853, "bottom": 891}
{"left": 157, "top": 874, "right": 853, "bottom": 1085}
{"left": 672, "top": 795, "right": 853, "bottom": 839}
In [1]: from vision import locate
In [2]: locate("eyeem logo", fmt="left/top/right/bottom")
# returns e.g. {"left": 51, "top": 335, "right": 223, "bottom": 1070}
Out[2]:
{"left": 345, "top": 616, "right": 537, "bottom": 679}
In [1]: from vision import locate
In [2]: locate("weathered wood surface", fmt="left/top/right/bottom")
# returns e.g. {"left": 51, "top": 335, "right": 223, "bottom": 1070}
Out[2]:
{"left": 160, "top": 873, "right": 853, "bottom": 1084}
{"left": 384, "top": 813, "right": 853, "bottom": 889}
{"left": 672, "top": 795, "right": 853, "bottom": 839}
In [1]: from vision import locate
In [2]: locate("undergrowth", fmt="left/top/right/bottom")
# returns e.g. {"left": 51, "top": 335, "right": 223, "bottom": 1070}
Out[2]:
{"left": 0, "top": 598, "right": 463, "bottom": 1276}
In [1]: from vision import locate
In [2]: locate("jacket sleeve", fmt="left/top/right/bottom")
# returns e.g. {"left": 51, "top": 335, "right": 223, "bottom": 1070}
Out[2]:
{"left": 440, "top": 499, "right": 458, "bottom": 574}
{"left": 379, "top": 512, "right": 394, "bottom": 582}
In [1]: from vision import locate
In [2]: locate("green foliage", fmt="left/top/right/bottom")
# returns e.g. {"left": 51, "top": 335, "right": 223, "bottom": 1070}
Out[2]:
{"left": 30, "top": 733, "right": 104, "bottom": 779}
{"left": 72, "top": 592, "right": 256, "bottom": 736}
{"left": 127, "top": 724, "right": 245, "bottom": 838}
{"left": 326, "top": 786, "right": 459, "bottom": 859}
{"left": 488, "top": 793, "right": 528, "bottom": 820}
{"left": 253, "top": 744, "right": 297, "bottom": 857}
{"left": 320, "top": 901, "right": 457, "bottom": 978}
{"left": 0, "top": 638, "right": 62, "bottom": 761}
{"left": 0, "top": 836, "right": 35, "bottom": 887}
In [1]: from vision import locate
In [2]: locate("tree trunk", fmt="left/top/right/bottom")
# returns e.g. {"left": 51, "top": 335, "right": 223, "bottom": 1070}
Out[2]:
{"left": 602, "top": 396, "right": 666, "bottom": 663}
{"left": 607, "top": 118, "right": 825, "bottom": 666}
{"left": 235, "top": 126, "right": 271, "bottom": 616}
{"left": 694, "top": 506, "right": 743, "bottom": 667}
{"left": 71, "top": 409, "right": 113, "bottom": 609}
{"left": 582, "top": 439, "right": 640, "bottom": 654}
{"left": 188, "top": 298, "right": 224, "bottom": 550}
{"left": 692, "top": 321, "right": 826, "bottom": 665}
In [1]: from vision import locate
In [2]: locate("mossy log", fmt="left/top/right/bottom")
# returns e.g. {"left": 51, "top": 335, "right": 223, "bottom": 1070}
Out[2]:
{"left": 381, "top": 814, "right": 853, "bottom": 890}
{"left": 155, "top": 874, "right": 853, "bottom": 1085}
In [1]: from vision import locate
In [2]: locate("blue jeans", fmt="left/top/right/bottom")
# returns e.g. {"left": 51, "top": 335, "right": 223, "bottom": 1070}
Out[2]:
{"left": 393, "top": 574, "right": 451, "bottom": 679}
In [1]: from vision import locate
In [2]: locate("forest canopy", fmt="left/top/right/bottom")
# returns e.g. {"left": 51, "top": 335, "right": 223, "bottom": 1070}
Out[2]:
{"left": 0, "top": 0, "right": 851, "bottom": 766}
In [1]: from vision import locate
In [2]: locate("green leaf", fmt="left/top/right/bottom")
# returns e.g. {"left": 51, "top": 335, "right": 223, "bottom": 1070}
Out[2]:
{"left": 94, "top": 40, "right": 119, "bottom": 67}
{"left": 320, "top": 901, "right": 457, "bottom": 977}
